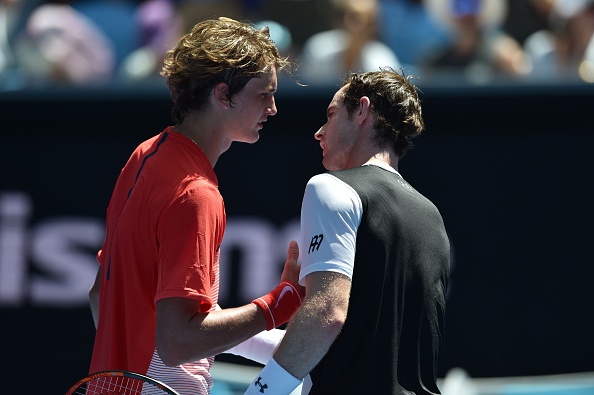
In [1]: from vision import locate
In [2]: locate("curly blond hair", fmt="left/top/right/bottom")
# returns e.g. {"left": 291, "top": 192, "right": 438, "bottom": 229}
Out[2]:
{"left": 161, "top": 17, "right": 293, "bottom": 123}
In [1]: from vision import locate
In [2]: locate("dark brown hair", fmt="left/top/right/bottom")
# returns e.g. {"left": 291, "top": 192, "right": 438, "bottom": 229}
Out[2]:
{"left": 341, "top": 67, "right": 425, "bottom": 157}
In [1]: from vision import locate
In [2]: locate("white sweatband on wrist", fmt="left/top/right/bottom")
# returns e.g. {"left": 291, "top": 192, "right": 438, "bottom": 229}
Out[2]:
{"left": 225, "top": 329, "right": 285, "bottom": 365}
{"left": 244, "top": 358, "right": 301, "bottom": 395}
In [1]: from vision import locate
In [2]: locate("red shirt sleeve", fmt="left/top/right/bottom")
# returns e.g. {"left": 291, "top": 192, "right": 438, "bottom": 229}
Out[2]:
{"left": 155, "top": 182, "right": 225, "bottom": 313}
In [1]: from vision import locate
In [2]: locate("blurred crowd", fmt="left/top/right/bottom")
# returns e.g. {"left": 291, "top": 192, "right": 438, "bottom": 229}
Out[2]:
{"left": 1, "top": 0, "right": 593, "bottom": 90}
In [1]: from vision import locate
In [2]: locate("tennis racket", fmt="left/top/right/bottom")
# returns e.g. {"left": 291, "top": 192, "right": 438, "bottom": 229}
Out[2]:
{"left": 66, "top": 370, "right": 180, "bottom": 395}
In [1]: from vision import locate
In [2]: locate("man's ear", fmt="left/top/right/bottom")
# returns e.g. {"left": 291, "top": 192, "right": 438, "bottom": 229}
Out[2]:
{"left": 357, "top": 96, "right": 371, "bottom": 125}
{"left": 212, "top": 82, "right": 231, "bottom": 109}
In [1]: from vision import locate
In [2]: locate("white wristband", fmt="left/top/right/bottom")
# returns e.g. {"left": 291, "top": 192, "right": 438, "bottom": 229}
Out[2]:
{"left": 244, "top": 358, "right": 301, "bottom": 395}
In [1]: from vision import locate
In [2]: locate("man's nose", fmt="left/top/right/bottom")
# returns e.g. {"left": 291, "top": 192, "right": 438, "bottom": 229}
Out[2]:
{"left": 314, "top": 127, "right": 324, "bottom": 140}
{"left": 268, "top": 97, "right": 277, "bottom": 116}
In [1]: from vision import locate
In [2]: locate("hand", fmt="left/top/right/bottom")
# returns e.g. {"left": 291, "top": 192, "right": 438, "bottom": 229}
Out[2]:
{"left": 251, "top": 241, "right": 305, "bottom": 330}
{"left": 280, "top": 240, "right": 305, "bottom": 296}
{"left": 252, "top": 241, "right": 306, "bottom": 330}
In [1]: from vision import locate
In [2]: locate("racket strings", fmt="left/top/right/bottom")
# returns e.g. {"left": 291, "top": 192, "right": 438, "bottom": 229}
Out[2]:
{"left": 74, "top": 376, "right": 169, "bottom": 395}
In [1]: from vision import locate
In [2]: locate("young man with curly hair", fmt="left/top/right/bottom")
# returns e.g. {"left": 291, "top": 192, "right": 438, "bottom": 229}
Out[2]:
{"left": 89, "top": 17, "right": 304, "bottom": 395}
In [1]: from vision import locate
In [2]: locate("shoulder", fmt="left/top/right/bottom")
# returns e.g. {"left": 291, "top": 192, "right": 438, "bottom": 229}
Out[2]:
{"left": 304, "top": 173, "right": 361, "bottom": 212}
{"left": 306, "top": 172, "right": 356, "bottom": 196}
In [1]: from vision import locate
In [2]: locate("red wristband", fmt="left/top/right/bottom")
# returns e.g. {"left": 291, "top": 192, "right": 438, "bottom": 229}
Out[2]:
{"left": 252, "top": 281, "right": 304, "bottom": 330}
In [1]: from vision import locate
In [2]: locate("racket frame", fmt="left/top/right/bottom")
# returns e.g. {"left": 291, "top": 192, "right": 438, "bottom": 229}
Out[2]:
{"left": 65, "top": 370, "right": 180, "bottom": 395}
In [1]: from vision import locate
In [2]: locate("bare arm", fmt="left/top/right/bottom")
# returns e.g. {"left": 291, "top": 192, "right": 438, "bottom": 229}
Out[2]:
{"left": 156, "top": 297, "right": 267, "bottom": 366}
{"left": 90, "top": 261, "right": 271, "bottom": 365}
{"left": 156, "top": 241, "right": 304, "bottom": 367}
{"left": 273, "top": 271, "right": 351, "bottom": 379}
{"left": 89, "top": 267, "right": 101, "bottom": 329}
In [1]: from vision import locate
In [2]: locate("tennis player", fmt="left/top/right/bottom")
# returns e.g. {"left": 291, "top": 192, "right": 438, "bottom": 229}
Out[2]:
{"left": 245, "top": 68, "right": 451, "bottom": 394}
{"left": 88, "top": 17, "right": 304, "bottom": 395}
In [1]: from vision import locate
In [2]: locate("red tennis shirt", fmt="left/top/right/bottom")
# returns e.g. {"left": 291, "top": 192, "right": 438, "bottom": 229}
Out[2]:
{"left": 90, "top": 127, "right": 224, "bottom": 393}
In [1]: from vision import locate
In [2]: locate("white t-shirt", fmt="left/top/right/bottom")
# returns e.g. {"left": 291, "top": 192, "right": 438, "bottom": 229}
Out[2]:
{"left": 299, "top": 164, "right": 399, "bottom": 285}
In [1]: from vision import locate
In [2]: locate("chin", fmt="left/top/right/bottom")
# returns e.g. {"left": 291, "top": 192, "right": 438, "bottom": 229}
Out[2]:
{"left": 322, "top": 159, "right": 334, "bottom": 171}
{"left": 243, "top": 134, "right": 260, "bottom": 144}
{"left": 235, "top": 129, "right": 259, "bottom": 144}
{"left": 322, "top": 157, "right": 346, "bottom": 171}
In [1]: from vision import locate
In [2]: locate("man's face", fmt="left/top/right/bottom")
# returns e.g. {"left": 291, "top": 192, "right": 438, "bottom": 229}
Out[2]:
{"left": 314, "top": 85, "right": 359, "bottom": 171}
{"left": 226, "top": 68, "right": 278, "bottom": 144}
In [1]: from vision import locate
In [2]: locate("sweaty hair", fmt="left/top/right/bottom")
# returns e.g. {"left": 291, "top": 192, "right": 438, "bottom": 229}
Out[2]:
{"left": 341, "top": 67, "right": 425, "bottom": 157}
{"left": 161, "top": 17, "right": 293, "bottom": 123}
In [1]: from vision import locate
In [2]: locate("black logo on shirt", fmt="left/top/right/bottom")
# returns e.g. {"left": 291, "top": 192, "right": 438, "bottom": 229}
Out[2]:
{"left": 255, "top": 377, "right": 268, "bottom": 393}
{"left": 308, "top": 234, "right": 324, "bottom": 253}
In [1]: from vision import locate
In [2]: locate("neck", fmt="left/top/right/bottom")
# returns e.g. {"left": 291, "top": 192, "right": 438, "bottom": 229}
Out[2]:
{"left": 174, "top": 125, "right": 198, "bottom": 145}
{"left": 363, "top": 151, "right": 399, "bottom": 172}
{"left": 173, "top": 122, "right": 224, "bottom": 168}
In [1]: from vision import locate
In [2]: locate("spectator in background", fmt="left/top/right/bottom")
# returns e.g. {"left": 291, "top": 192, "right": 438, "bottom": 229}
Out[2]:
{"left": 523, "top": 0, "right": 594, "bottom": 82}
{"left": 10, "top": 0, "right": 188, "bottom": 86}
{"left": 0, "top": 0, "right": 18, "bottom": 76}
{"left": 377, "top": 0, "right": 450, "bottom": 72}
{"left": 0, "top": 0, "right": 45, "bottom": 89}
{"left": 12, "top": 1, "right": 115, "bottom": 86}
{"left": 71, "top": 0, "right": 140, "bottom": 71}
{"left": 119, "top": 0, "right": 183, "bottom": 82}
{"left": 421, "top": 0, "right": 532, "bottom": 83}
{"left": 257, "top": 0, "right": 336, "bottom": 54}
{"left": 297, "top": 0, "right": 400, "bottom": 85}
{"left": 502, "top": 0, "right": 553, "bottom": 46}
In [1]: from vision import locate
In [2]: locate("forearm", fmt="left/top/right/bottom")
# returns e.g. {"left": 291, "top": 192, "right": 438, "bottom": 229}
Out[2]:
{"left": 157, "top": 301, "right": 267, "bottom": 366}
{"left": 244, "top": 272, "right": 350, "bottom": 394}
{"left": 273, "top": 298, "right": 343, "bottom": 379}
{"left": 273, "top": 271, "right": 351, "bottom": 379}
{"left": 242, "top": 305, "right": 342, "bottom": 394}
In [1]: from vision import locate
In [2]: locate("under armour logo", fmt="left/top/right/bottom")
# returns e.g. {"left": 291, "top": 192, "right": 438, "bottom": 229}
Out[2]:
{"left": 308, "top": 234, "right": 324, "bottom": 253}
{"left": 255, "top": 377, "right": 268, "bottom": 393}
